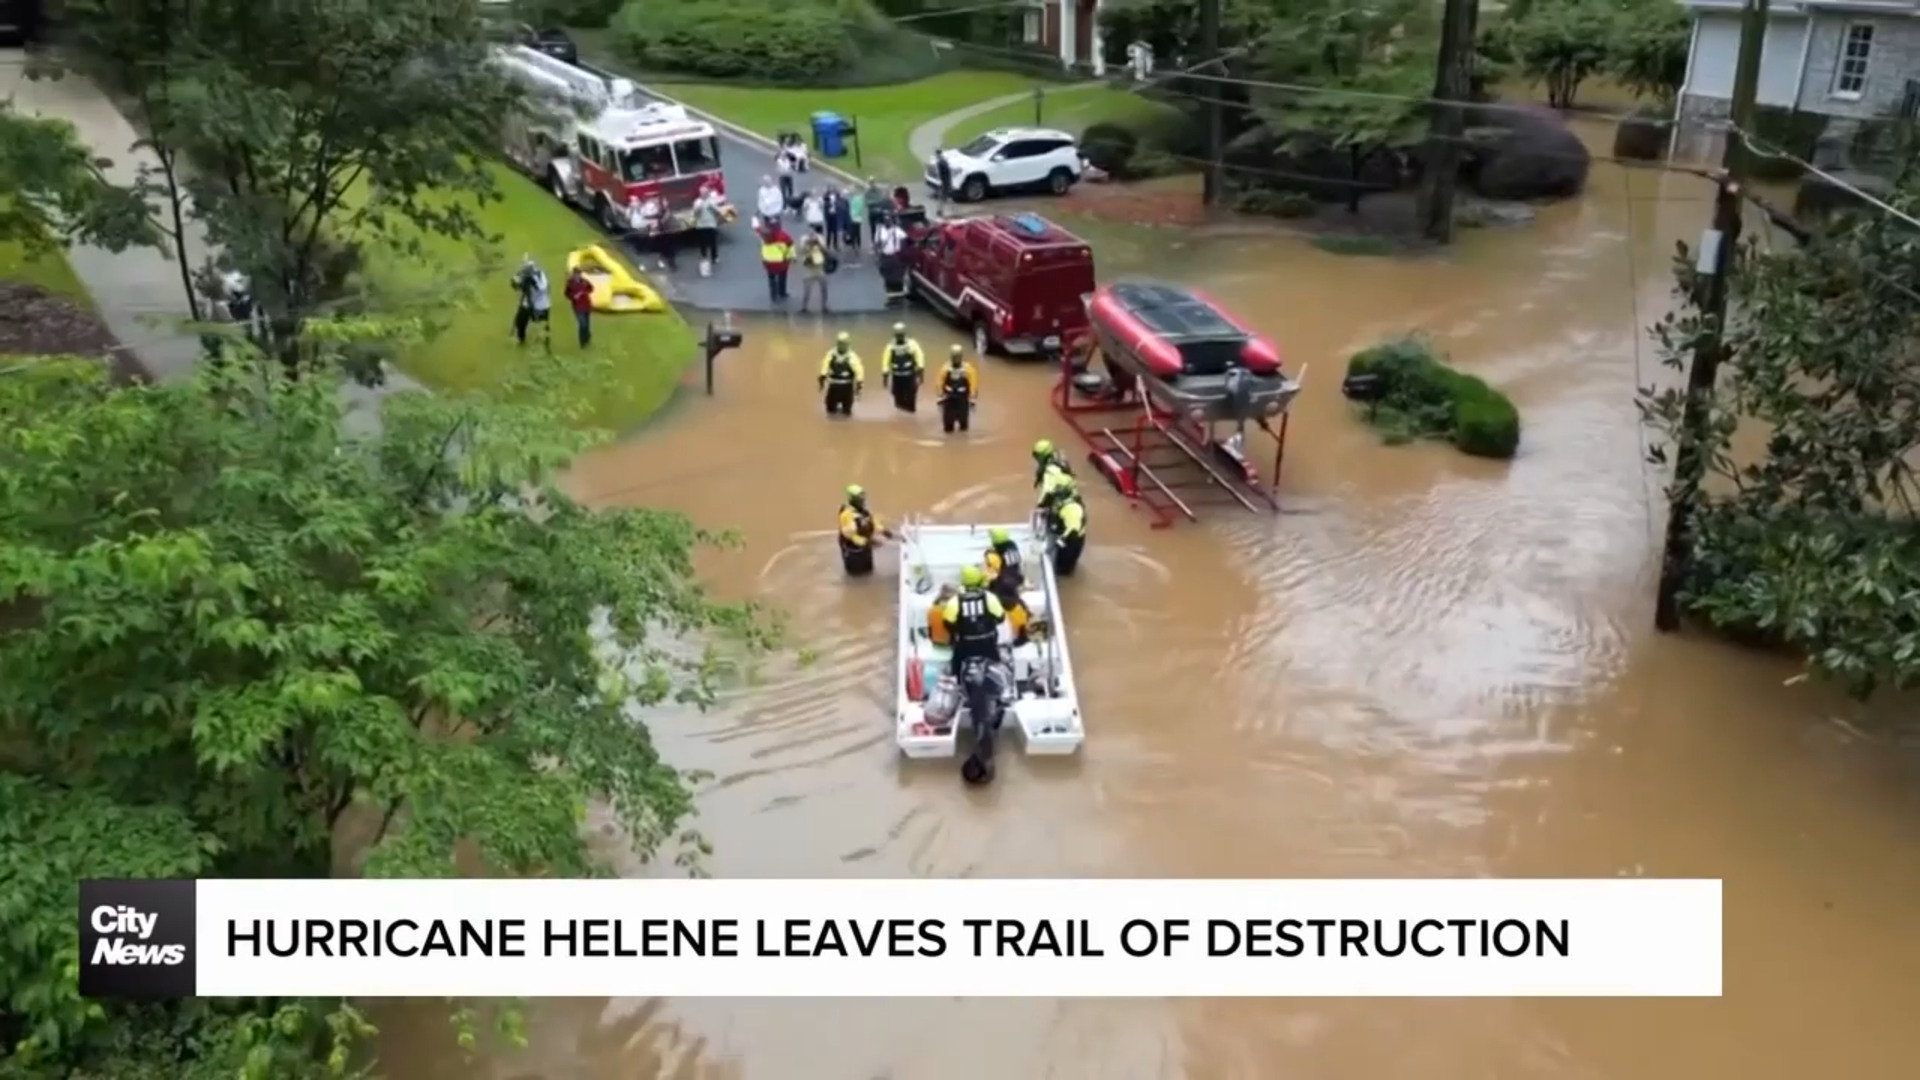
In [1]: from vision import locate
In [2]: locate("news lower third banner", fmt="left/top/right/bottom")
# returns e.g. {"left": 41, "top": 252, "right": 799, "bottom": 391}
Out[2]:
{"left": 79, "top": 878, "right": 1723, "bottom": 999}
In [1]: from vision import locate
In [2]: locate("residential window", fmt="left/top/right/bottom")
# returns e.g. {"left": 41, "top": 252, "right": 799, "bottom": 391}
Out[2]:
{"left": 1022, "top": 4, "right": 1043, "bottom": 45}
{"left": 1834, "top": 22, "right": 1874, "bottom": 98}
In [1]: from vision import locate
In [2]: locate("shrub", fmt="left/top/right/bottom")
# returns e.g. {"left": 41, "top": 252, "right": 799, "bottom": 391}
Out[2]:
{"left": 1080, "top": 121, "right": 1139, "bottom": 175}
{"left": 1233, "top": 188, "right": 1316, "bottom": 218}
{"left": 520, "top": 0, "right": 623, "bottom": 29}
{"left": 610, "top": 0, "right": 851, "bottom": 83}
{"left": 1747, "top": 105, "right": 1829, "bottom": 182}
{"left": 1344, "top": 337, "right": 1521, "bottom": 458}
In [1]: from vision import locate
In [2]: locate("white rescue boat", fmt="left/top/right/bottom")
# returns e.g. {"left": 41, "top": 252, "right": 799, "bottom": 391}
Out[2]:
{"left": 895, "top": 521, "right": 1084, "bottom": 761}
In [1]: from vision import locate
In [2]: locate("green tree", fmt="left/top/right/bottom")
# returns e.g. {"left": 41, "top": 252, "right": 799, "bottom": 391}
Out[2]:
{"left": 1639, "top": 168, "right": 1920, "bottom": 697}
{"left": 1, "top": 347, "right": 770, "bottom": 1071}
{"left": 0, "top": 101, "right": 157, "bottom": 254}
{"left": 1609, "top": 1, "right": 1691, "bottom": 105}
{"left": 1500, "top": 0, "right": 1615, "bottom": 108}
{"left": 58, "top": 0, "right": 520, "bottom": 360}
{"left": 1251, "top": 0, "right": 1436, "bottom": 210}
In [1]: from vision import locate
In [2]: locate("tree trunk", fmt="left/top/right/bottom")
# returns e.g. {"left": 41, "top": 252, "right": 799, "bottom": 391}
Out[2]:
{"left": 1418, "top": 0, "right": 1478, "bottom": 243}
{"left": 1346, "top": 146, "right": 1363, "bottom": 213}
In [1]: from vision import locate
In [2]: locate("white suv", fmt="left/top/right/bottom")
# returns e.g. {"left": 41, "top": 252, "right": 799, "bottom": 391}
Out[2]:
{"left": 925, "top": 128, "right": 1084, "bottom": 203}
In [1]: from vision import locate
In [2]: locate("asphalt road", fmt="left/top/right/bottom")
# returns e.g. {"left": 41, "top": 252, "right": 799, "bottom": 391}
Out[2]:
{"left": 614, "top": 80, "right": 895, "bottom": 316}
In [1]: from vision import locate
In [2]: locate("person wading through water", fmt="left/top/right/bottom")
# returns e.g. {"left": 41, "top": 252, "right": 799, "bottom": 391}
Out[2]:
{"left": 818, "top": 331, "right": 863, "bottom": 417}
{"left": 881, "top": 322, "right": 925, "bottom": 413}
{"left": 837, "top": 484, "right": 892, "bottom": 576}
{"left": 937, "top": 345, "right": 977, "bottom": 434}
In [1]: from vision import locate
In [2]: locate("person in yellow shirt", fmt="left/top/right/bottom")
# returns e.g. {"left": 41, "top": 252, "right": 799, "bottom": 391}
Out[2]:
{"left": 818, "top": 332, "right": 864, "bottom": 417}
{"left": 1048, "top": 492, "right": 1088, "bottom": 576}
{"left": 938, "top": 345, "right": 977, "bottom": 435}
{"left": 837, "top": 484, "right": 890, "bottom": 575}
{"left": 881, "top": 323, "right": 926, "bottom": 413}
{"left": 981, "top": 526, "right": 1030, "bottom": 641}
{"left": 1037, "top": 461, "right": 1079, "bottom": 511}
{"left": 1032, "top": 439, "right": 1074, "bottom": 487}
{"left": 937, "top": 565, "right": 1006, "bottom": 666}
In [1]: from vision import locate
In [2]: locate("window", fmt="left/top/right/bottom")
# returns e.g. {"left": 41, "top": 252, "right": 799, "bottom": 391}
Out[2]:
{"left": 997, "top": 140, "right": 1047, "bottom": 160}
{"left": 1834, "top": 22, "right": 1874, "bottom": 98}
{"left": 619, "top": 144, "right": 674, "bottom": 183}
{"left": 668, "top": 136, "right": 721, "bottom": 175}
{"left": 958, "top": 135, "right": 1002, "bottom": 158}
{"left": 1022, "top": 4, "right": 1043, "bottom": 45}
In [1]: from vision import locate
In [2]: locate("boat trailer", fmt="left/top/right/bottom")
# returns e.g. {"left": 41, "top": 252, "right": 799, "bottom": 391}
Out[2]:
{"left": 1048, "top": 334, "right": 1299, "bottom": 529}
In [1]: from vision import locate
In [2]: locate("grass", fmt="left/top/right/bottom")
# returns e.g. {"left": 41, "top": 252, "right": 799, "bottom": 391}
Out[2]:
{"left": 945, "top": 85, "right": 1181, "bottom": 146}
{"left": 0, "top": 236, "right": 94, "bottom": 307}
{"left": 350, "top": 165, "right": 699, "bottom": 433}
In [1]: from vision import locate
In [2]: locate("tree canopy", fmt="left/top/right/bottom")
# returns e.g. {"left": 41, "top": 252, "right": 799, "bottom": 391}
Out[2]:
{"left": 1640, "top": 162, "right": 1920, "bottom": 697}
{"left": 0, "top": 102, "right": 156, "bottom": 254}
{"left": 1, "top": 348, "right": 770, "bottom": 1073}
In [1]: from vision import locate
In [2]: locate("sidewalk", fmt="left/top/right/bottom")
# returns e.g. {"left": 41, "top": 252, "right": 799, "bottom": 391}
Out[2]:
{"left": 2, "top": 51, "right": 208, "bottom": 382}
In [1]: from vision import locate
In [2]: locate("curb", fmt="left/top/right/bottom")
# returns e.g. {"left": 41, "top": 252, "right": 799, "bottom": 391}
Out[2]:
{"left": 577, "top": 61, "right": 880, "bottom": 188}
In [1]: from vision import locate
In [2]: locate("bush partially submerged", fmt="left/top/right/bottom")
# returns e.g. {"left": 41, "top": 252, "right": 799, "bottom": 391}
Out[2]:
{"left": 1344, "top": 338, "right": 1521, "bottom": 458}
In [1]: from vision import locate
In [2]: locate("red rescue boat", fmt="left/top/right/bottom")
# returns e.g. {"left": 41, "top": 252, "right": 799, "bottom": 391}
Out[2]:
{"left": 1083, "top": 282, "right": 1298, "bottom": 423}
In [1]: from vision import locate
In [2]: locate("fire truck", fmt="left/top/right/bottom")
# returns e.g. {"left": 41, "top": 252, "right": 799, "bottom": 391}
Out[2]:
{"left": 494, "top": 45, "right": 732, "bottom": 237}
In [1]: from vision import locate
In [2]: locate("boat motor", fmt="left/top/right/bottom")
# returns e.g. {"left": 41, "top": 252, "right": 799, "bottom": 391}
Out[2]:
{"left": 958, "top": 657, "right": 1009, "bottom": 785}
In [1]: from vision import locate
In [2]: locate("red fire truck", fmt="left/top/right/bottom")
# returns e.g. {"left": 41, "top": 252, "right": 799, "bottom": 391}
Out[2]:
{"left": 495, "top": 45, "right": 733, "bottom": 237}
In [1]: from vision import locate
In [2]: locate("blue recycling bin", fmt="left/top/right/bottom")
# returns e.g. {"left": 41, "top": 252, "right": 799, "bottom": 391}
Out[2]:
{"left": 811, "top": 111, "right": 852, "bottom": 158}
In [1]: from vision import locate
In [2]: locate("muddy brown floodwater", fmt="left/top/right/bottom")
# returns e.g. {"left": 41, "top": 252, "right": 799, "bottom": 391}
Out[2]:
{"left": 380, "top": 137, "right": 1920, "bottom": 1079}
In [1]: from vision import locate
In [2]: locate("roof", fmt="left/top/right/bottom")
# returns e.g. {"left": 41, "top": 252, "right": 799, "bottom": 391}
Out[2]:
{"left": 1108, "top": 283, "right": 1246, "bottom": 341}
{"left": 977, "top": 126, "right": 1077, "bottom": 143}
{"left": 973, "top": 213, "right": 1087, "bottom": 247}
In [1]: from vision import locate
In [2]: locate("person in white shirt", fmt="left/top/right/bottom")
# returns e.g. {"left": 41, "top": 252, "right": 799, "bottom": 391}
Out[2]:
{"left": 789, "top": 137, "right": 811, "bottom": 173}
{"left": 776, "top": 151, "right": 795, "bottom": 207}
{"left": 756, "top": 175, "right": 784, "bottom": 226}
{"left": 873, "top": 217, "right": 909, "bottom": 297}
{"left": 802, "top": 190, "right": 825, "bottom": 233}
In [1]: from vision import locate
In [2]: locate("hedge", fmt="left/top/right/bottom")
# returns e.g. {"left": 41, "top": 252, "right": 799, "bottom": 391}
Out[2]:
{"left": 610, "top": 0, "right": 852, "bottom": 83}
{"left": 1344, "top": 338, "right": 1521, "bottom": 459}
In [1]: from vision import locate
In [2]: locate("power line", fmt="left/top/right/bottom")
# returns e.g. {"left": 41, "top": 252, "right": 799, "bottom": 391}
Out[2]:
{"left": 1729, "top": 125, "right": 1920, "bottom": 232}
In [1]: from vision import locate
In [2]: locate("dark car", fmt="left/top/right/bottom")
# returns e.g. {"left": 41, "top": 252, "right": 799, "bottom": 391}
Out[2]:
{"left": 523, "top": 26, "right": 577, "bottom": 64}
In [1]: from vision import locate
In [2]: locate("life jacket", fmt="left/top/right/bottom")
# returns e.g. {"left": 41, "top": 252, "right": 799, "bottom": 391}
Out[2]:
{"left": 824, "top": 354, "right": 856, "bottom": 384}
{"left": 987, "top": 540, "right": 1025, "bottom": 592}
{"left": 1035, "top": 454, "right": 1074, "bottom": 487}
{"left": 949, "top": 588, "right": 1000, "bottom": 648}
{"left": 888, "top": 341, "right": 919, "bottom": 378}
{"left": 941, "top": 366, "right": 970, "bottom": 396}
{"left": 760, "top": 239, "right": 791, "bottom": 264}
{"left": 926, "top": 603, "right": 951, "bottom": 645}
{"left": 839, "top": 503, "right": 874, "bottom": 545}
{"left": 1053, "top": 496, "right": 1088, "bottom": 537}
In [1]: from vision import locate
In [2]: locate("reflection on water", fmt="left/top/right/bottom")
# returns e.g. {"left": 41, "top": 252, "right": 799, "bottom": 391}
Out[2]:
{"left": 378, "top": 139, "right": 1920, "bottom": 1079}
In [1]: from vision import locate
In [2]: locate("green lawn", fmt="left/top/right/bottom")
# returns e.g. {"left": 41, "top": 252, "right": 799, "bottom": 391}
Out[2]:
{"left": 945, "top": 85, "right": 1181, "bottom": 146}
{"left": 352, "top": 165, "right": 698, "bottom": 433}
{"left": 0, "top": 237, "right": 94, "bottom": 307}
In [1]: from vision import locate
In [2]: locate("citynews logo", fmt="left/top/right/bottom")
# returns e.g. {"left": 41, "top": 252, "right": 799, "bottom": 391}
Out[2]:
{"left": 90, "top": 905, "right": 185, "bottom": 965}
{"left": 78, "top": 879, "right": 198, "bottom": 999}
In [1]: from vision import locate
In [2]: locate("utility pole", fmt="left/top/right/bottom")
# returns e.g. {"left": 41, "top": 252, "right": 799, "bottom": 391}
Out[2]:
{"left": 1199, "top": 0, "right": 1223, "bottom": 206}
{"left": 1654, "top": 0, "right": 1769, "bottom": 632}
{"left": 1418, "top": 0, "right": 1478, "bottom": 242}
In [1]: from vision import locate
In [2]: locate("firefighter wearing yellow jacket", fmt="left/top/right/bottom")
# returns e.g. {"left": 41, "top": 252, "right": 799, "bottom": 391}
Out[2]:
{"left": 837, "top": 484, "right": 892, "bottom": 575}
{"left": 819, "top": 332, "right": 864, "bottom": 417}
{"left": 881, "top": 323, "right": 925, "bottom": 413}
{"left": 938, "top": 345, "right": 978, "bottom": 435}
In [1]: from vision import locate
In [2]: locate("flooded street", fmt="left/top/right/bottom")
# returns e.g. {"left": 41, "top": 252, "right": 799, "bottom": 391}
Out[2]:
{"left": 381, "top": 145, "right": 1920, "bottom": 1078}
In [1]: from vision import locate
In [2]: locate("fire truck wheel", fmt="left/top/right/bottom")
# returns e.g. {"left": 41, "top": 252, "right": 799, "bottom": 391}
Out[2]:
{"left": 594, "top": 195, "right": 616, "bottom": 231}
{"left": 972, "top": 320, "right": 992, "bottom": 358}
{"left": 548, "top": 168, "right": 567, "bottom": 204}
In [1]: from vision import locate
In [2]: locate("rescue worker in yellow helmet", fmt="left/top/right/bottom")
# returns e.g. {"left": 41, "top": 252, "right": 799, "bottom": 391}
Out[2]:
{"left": 1037, "top": 460, "right": 1079, "bottom": 511}
{"left": 1048, "top": 490, "right": 1089, "bottom": 577}
{"left": 880, "top": 322, "right": 926, "bottom": 414}
{"left": 937, "top": 564, "right": 1007, "bottom": 667}
{"left": 982, "top": 526, "right": 1030, "bottom": 642}
{"left": 1032, "top": 439, "right": 1074, "bottom": 487}
{"left": 938, "top": 345, "right": 978, "bottom": 435}
{"left": 818, "top": 332, "right": 864, "bottom": 418}
{"left": 837, "top": 484, "right": 891, "bottom": 576}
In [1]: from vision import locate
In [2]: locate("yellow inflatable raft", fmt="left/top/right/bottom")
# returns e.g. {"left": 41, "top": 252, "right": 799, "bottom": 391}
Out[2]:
{"left": 566, "top": 245, "right": 665, "bottom": 314}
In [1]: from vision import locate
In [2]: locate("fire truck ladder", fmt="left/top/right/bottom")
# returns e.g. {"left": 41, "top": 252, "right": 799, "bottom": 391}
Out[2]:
{"left": 1050, "top": 339, "right": 1297, "bottom": 529}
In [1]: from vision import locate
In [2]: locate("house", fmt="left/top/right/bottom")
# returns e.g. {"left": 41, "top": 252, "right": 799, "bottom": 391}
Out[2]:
{"left": 1017, "top": 0, "right": 1108, "bottom": 76}
{"left": 1678, "top": 0, "right": 1920, "bottom": 136}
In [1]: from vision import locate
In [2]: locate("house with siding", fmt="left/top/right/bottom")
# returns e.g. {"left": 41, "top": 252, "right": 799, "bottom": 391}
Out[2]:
{"left": 1678, "top": 0, "right": 1920, "bottom": 137}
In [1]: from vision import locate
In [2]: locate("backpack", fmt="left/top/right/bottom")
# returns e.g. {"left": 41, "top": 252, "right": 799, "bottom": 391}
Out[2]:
{"left": 823, "top": 251, "right": 840, "bottom": 275}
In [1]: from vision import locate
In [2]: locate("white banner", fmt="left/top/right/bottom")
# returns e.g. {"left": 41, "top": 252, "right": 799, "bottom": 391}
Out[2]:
{"left": 192, "top": 878, "right": 1722, "bottom": 998}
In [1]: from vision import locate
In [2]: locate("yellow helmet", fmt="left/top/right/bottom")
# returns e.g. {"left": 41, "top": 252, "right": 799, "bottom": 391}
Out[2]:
{"left": 1032, "top": 439, "right": 1054, "bottom": 460}
{"left": 836, "top": 331, "right": 851, "bottom": 345}
{"left": 960, "top": 565, "right": 985, "bottom": 588}
{"left": 845, "top": 484, "right": 864, "bottom": 500}
{"left": 989, "top": 527, "right": 1009, "bottom": 545}
{"left": 892, "top": 322, "right": 907, "bottom": 337}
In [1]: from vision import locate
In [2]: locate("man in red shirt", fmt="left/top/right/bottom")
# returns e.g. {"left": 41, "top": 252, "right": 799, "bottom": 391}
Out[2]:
{"left": 564, "top": 266, "right": 594, "bottom": 347}
{"left": 759, "top": 220, "right": 794, "bottom": 304}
